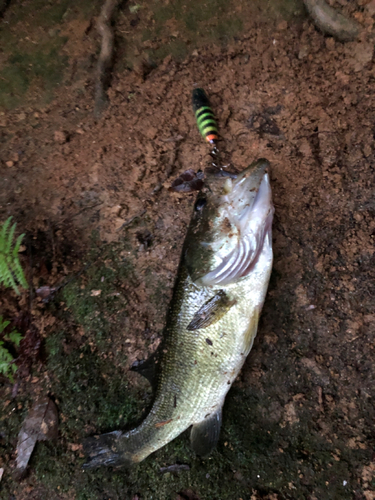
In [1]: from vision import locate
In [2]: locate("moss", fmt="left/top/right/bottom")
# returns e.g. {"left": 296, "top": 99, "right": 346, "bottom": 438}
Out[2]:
{"left": 45, "top": 243, "right": 142, "bottom": 437}
{"left": 45, "top": 333, "right": 140, "bottom": 435}
{"left": 211, "top": 17, "right": 244, "bottom": 43}
{"left": 0, "top": 39, "right": 68, "bottom": 109}
{"left": 0, "top": 0, "right": 98, "bottom": 109}
{"left": 5, "top": 0, "right": 99, "bottom": 28}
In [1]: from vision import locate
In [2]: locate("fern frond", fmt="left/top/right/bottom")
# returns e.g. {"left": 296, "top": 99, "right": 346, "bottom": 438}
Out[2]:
{"left": 6, "top": 221, "right": 16, "bottom": 255}
{"left": 12, "top": 257, "right": 28, "bottom": 289}
{"left": 0, "top": 316, "right": 22, "bottom": 382}
{"left": 7, "top": 330, "right": 23, "bottom": 347}
{"left": 0, "top": 342, "right": 16, "bottom": 382}
{"left": 0, "top": 217, "right": 12, "bottom": 252}
{"left": 0, "top": 217, "right": 28, "bottom": 294}
{"left": 13, "top": 233, "right": 25, "bottom": 255}
{"left": 3, "top": 263, "right": 19, "bottom": 294}
{"left": 0, "top": 318, "right": 10, "bottom": 333}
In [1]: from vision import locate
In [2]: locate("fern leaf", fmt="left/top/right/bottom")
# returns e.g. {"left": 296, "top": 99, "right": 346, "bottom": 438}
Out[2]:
{"left": 12, "top": 257, "right": 28, "bottom": 289}
{"left": 0, "top": 217, "right": 12, "bottom": 252}
{"left": 0, "top": 217, "right": 27, "bottom": 294}
{"left": 13, "top": 233, "right": 25, "bottom": 255}
{"left": 6, "top": 221, "right": 16, "bottom": 255}
{"left": 0, "top": 259, "right": 11, "bottom": 287}
{"left": 5, "top": 264, "right": 19, "bottom": 294}
{"left": 0, "top": 320, "right": 22, "bottom": 381}
{"left": 0, "top": 348, "right": 15, "bottom": 381}
{"left": 7, "top": 330, "right": 23, "bottom": 347}
{"left": 0, "top": 259, "right": 7, "bottom": 284}
{"left": 0, "top": 346, "right": 12, "bottom": 363}
{"left": 0, "top": 318, "right": 10, "bottom": 333}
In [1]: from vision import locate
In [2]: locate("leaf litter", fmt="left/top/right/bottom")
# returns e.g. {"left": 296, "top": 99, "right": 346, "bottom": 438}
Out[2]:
{"left": 14, "top": 397, "right": 58, "bottom": 480}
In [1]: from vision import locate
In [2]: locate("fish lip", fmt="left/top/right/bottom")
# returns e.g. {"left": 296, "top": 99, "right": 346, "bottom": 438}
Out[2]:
{"left": 205, "top": 158, "right": 270, "bottom": 185}
{"left": 232, "top": 158, "right": 270, "bottom": 188}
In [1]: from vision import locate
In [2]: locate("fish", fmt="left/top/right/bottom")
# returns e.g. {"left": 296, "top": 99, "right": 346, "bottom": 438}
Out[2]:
{"left": 83, "top": 158, "right": 274, "bottom": 468}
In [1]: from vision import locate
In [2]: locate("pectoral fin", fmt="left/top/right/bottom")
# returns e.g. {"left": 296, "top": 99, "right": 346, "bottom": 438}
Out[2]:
{"left": 187, "top": 290, "right": 236, "bottom": 331}
{"left": 190, "top": 407, "right": 222, "bottom": 456}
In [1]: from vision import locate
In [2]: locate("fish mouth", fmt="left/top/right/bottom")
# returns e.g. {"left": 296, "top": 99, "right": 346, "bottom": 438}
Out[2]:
{"left": 200, "top": 159, "right": 274, "bottom": 286}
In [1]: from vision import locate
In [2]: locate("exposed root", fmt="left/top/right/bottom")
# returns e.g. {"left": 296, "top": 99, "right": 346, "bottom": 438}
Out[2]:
{"left": 94, "top": 0, "right": 120, "bottom": 118}
{"left": 303, "top": 0, "right": 360, "bottom": 42}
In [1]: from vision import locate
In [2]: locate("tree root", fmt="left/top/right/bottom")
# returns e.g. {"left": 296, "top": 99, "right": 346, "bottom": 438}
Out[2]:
{"left": 94, "top": 0, "right": 120, "bottom": 118}
{"left": 303, "top": 0, "right": 360, "bottom": 42}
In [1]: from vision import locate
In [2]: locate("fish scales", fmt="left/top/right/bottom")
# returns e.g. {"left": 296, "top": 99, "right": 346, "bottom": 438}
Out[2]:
{"left": 83, "top": 158, "right": 274, "bottom": 468}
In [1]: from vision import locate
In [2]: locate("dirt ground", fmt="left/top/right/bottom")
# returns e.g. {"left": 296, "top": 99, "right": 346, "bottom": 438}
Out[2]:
{"left": 1, "top": 0, "right": 375, "bottom": 499}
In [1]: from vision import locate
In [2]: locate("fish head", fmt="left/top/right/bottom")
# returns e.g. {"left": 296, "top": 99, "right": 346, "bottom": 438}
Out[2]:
{"left": 184, "top": 159, "right": 274, "bottom": 286}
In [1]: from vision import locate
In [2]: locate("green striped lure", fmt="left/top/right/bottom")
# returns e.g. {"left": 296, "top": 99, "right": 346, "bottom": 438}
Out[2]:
{"left": 192, "top": 88, "right": 219, "bottom": 145}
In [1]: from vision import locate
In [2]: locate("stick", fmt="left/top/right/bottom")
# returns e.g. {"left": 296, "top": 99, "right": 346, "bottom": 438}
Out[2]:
{"left": 94, "top": 0, "right": 120, "bottom": 117}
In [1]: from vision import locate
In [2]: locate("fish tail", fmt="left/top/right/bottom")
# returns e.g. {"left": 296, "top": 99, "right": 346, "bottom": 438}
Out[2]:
{"left": 192, "top": 88, "right": 219, "bottom": 145}
{"left": 82, "top": 430, "right": 134, "bottom": 469}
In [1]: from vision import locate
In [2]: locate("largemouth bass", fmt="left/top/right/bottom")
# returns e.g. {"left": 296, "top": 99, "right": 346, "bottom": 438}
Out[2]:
{"left": 83, "top": 158, "right": 274, "bottom": 468}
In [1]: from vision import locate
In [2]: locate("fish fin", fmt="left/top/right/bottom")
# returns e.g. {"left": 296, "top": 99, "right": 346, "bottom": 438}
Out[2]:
{"left": 190, "top": 407, "right": 222, "bottom": 456}
{"left": 82, "top": 430, "right": 133, "bottom": 469}
{"left": 187, "top": 291, "right": 236, "bottom": 331}
{"left": 243, "top": 306, "right": 260, "bottom": 353}
{"left": 130, "top": 350, "right": 159, "bottom": 389}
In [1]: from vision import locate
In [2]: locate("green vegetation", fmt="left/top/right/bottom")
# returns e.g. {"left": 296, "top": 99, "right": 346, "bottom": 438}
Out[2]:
{"left": 0, "top": 216, "right": 27, "bottom": 294}
{"left": 0, "top": 0, "right": 99, "bottom": 109}
{"left": 0, "top": 39, "right": 68, "bottom": 109}
{"left": 0, "top": 316, "right": 23, "bottom": 382}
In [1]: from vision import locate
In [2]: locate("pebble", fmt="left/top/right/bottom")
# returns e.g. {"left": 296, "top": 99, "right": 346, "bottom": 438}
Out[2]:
{"left": 54, "top": 130, "right": 68, "bottom": 144}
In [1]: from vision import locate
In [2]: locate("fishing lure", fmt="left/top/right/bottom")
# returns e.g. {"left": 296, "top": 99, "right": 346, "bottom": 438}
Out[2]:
{"left": 170, "top": 88, "right": 224, "bottom": 194}
{"left": 192, "top": 88, "right": 219, "bottom": 145}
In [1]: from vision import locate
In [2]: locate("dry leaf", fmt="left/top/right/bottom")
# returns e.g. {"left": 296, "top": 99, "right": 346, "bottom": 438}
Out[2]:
{"left": 14, "top": 397, "right": 58, "bottom": 479}
{"left": 36, "top": 286, "right": 57, "bottom": 302}
{"left": 170, "top": 169, "right": 205, "bottom": 193}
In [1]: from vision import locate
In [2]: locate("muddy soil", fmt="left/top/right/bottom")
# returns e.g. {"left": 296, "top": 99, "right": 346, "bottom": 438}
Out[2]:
{"left": 1, "top": 0, "right": 375, "bottom": 499}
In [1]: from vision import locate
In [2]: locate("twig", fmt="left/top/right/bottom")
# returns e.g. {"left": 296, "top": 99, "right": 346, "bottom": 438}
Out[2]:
{"left": 160, "top": 135, "right": 184, "bottom": 143}
{"left": 159, "top": 464, "right": 190, "bottom": 474}
{"left": 117, "top": 209, "right": 147, "bottom": 232}
{"left": 94, "top": 0, "right": 120, "bottom": 117}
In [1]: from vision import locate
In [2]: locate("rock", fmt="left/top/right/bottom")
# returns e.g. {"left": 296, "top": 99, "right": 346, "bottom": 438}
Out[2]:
{"left": 54, "top": 130, "right": 68, "bottom": 144}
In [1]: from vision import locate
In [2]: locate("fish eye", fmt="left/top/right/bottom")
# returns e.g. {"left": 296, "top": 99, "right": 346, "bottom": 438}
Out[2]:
{"left": 194, "top": 197, "right": 207, "bottom": 211}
